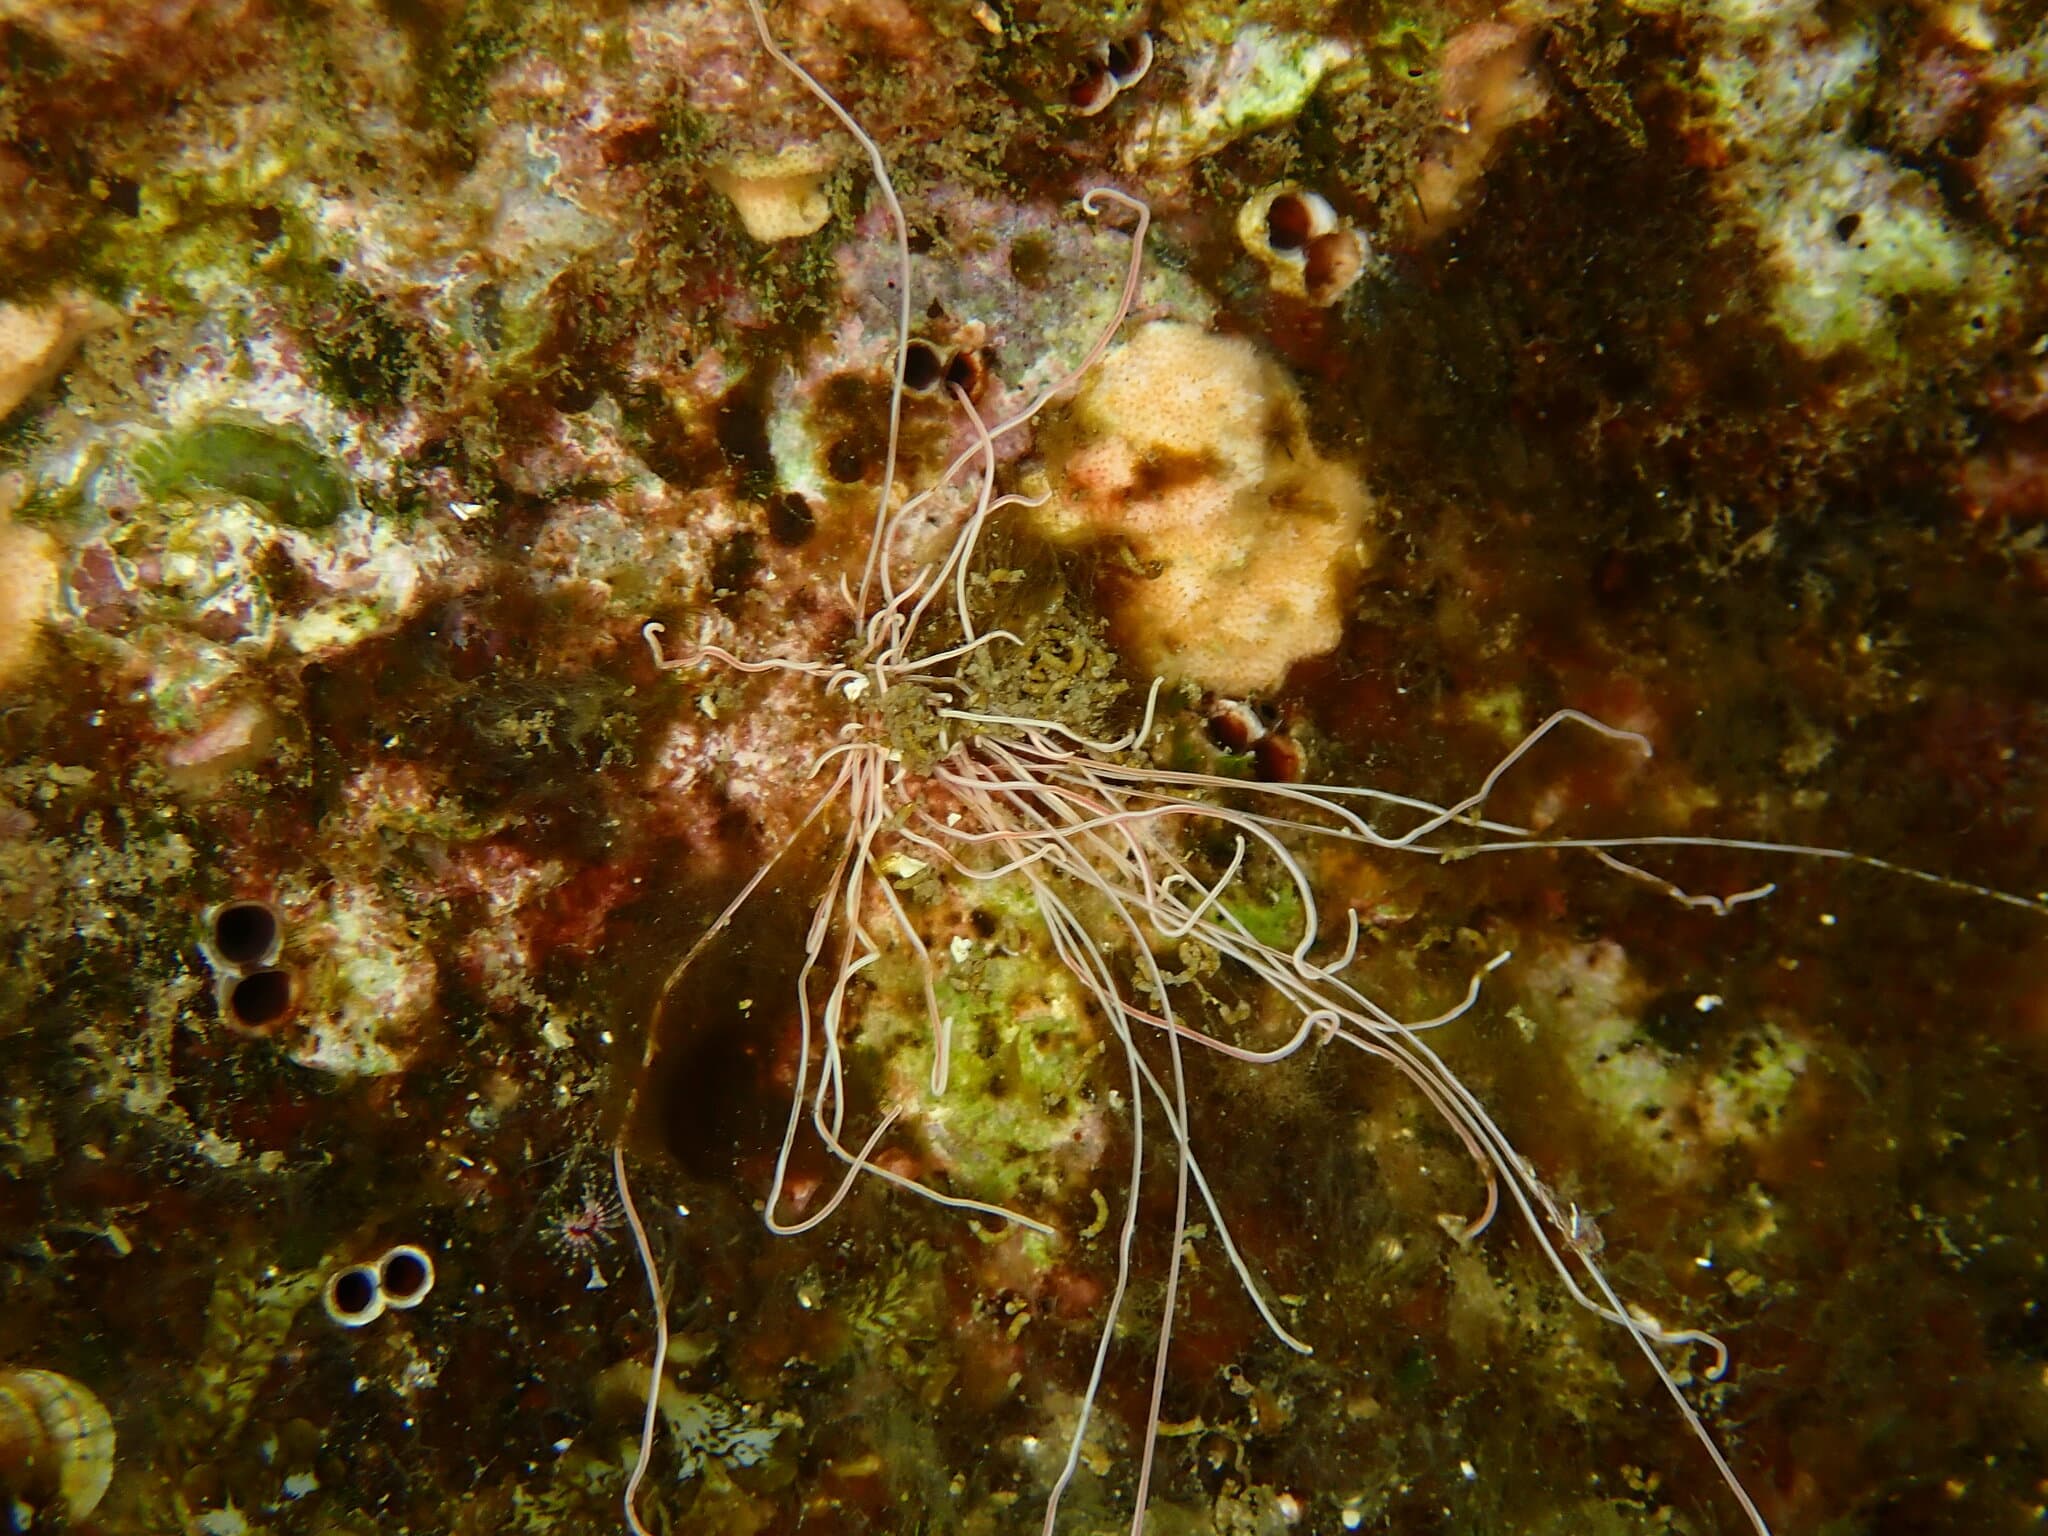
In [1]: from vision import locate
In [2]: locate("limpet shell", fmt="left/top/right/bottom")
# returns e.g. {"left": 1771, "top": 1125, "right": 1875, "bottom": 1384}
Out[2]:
{"left": 0, "top": 1367, "right": 116, "bottom": 1522}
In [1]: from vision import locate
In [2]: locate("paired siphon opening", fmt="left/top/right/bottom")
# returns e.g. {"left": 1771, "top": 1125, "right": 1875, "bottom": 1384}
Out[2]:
{"left": 321, "top": 1244, "right": 437, "bottom": 1328}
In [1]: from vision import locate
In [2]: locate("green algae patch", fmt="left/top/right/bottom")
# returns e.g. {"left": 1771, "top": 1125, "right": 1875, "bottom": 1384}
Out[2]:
{"left": 1126, "top": 23, "right": 1353, "bottom": 172}
{"left": 136, "top": 419, "right": 351, "bottom": 529}
{"left": 861, "top": 884, "right": 1110, "bottom": 1212}
{"left": 1219, "top": 879, "right": 1306, "bottom": 951}
{"left": 872, "top": 955, "right": 1107, "bottom": 1208}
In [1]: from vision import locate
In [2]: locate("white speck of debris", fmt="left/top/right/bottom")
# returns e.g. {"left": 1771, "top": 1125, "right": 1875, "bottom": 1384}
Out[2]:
{"left": 283, "top": 1472, "right": 320, "bottom": 1499}
{"left": 879, "top": 852, "right": 929, "bottom": 882}
{"left": 552, "top": 1437, "right": 574, "bottom": 1454}
{"left": 196, "top": 1505, "right": 249, "bottom": 1536}
{"left": 1694, "top": 993, "right": 1724, "bottom": 1013}
{"left": 1460, "top": 1459, "right": 1477, "bottom": 1481}
{"left": 1820, "top": 912, "right": 1838, "bottom": 926}
{"left": 1341, "top": 1506, "right": 1363, "bottom": 1531}
{"left": 194, "top": 1130, "right": 247, "bottom": 1167}
{"left": 585, "top": 1261, "right": 609, "bottom": 1290}
{"left": 949, "top": 935, "right": 975, "bottom": 963}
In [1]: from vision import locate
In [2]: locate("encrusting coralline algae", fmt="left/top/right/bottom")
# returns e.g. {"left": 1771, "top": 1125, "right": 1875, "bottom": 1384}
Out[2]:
{"left": 1, "top": 1, "right": 2046, "bottom": 1533}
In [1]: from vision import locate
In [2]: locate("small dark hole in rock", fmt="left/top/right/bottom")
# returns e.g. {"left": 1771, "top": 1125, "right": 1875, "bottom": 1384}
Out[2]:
{"left": 212, "top": 901, "right": 279, "bottom": 966}
{"left": 1266, "top": 194, "right": 1315, "bottom": 253}
{"left": 1104, "top": 36, "right": 1148, "bottom": 84}
{"left": 381, "top": 1250, "right": 429, "bottom": 1300}
{"left": 230, "top": 969, "right": 294, "bottom": 1029}
{"left": 944, "top": 348, "right": 985, "bottom": 398}
{"left": 826, "top": 435, "right": 869, "bottom": 483}
{"left": 767, "top": 491, "right": 817, "bottom": 548}
{"left": 902, "top": 340, "right": 945, "bottom": 392}
{"left": 1206, "top": 709, "right": 1256, "bottom": 753}
{"left": 552, "top": 378, "right": 600, "bottom": 414}
{"left": 331, "top": 1268, "right": 377, "bottom": 1316}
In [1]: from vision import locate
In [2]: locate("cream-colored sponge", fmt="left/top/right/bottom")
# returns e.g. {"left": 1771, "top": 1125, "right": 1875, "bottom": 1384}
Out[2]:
{"left": 0, "top": 292, "right": 111, "bottom": 418}
{"left": 710, "top": 145, "right": 838, "bottom": 243}
{"left": 1034, "top": 322, "right": 1371, "bottom": 694}
{"left": 0, "top": 516, "right": 58, "bottom": 692}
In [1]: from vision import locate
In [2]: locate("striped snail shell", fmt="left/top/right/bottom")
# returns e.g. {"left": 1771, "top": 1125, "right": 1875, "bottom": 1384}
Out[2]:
{"left": 0, "top": 1368, "right": 115, "bottom": 1523}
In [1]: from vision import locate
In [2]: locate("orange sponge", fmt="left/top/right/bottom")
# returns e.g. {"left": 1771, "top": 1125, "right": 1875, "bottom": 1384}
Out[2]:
{"left": 1035, "top": 322, "right": 1372, "bottom": 694}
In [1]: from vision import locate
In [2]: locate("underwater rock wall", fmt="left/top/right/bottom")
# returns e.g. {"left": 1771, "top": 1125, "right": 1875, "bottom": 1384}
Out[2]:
{"left": 1, "top": 1, "right": 2045, "bottom": 1533}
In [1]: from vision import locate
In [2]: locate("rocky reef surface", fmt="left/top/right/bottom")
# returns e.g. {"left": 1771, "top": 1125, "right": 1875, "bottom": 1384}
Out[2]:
{"left": 2, "top": 0, "right": 2046, "bottom": 1532}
